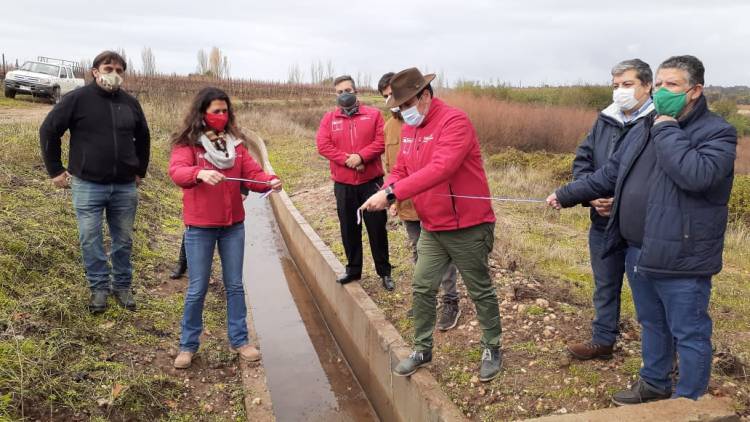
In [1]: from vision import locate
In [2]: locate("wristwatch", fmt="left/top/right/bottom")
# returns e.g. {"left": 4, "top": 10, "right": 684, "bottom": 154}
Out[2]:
{"left": 385, "top": 185, "right": 396, "bottom": 205}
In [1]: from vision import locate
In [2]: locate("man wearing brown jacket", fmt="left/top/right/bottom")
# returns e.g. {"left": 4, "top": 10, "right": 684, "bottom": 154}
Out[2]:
{"left": 378, "top": 72, "right": 460, "bottom": 331}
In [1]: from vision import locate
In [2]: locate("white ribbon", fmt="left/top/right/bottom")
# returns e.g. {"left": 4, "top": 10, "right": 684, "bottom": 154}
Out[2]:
{"left": 224, "top": 177, "right": 276, "bottom": 199}
{"left": 435, "top": 194, "right": 546, "bottom": 203}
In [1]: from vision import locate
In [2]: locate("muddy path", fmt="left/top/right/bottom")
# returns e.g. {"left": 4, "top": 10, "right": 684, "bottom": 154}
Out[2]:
{"left": 0, "top": 101, "right": 51, "bottom": 124}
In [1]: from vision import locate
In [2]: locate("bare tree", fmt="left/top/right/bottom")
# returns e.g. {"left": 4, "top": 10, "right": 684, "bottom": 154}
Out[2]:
{"left": 79, "top": 57, "right": 93, "bottom": 81}
{"left": 141, "top": 47, "right": 157, "bottom": 76}
{"left": 435, "top": 69, "right": 447, "bottom": 93}
{"left": 197, "top": 49, "right": 209, "bottom": 75}
{"left": 287, "top": 62, "right": 302, "bottom": 84}
{"left": 361, "top": 72, "right": 372, "bottom": 90}
{"left": 325, "top": 59, "right": 335, "bottom": 82}
{"left": 206, "top": 47, "right": 230, "bottom": 79}
{"left": 221, "top": 55, "right": 230, "bottom": 79}
{"left": 309, "top": 60, "right": 324, "bottom": 85}
{"left": 115, "top": 48, "right": 136, "bottom": 75}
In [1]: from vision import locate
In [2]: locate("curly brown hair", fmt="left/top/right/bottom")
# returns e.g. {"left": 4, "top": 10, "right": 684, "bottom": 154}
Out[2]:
{"left": 170, "top": 87, "right": 247, "bottom": 147}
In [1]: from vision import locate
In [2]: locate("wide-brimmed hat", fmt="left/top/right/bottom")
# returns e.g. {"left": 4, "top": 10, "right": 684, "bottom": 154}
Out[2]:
{"left": 386, "top": 67, "right": 436, "bottom": 108}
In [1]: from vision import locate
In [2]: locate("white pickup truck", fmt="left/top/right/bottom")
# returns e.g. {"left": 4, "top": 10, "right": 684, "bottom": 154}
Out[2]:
{"left": 3, "top": 58, "right": 85, "bottom": 103}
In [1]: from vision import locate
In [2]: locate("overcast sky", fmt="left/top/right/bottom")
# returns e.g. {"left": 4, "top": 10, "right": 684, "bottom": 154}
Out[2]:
{"left": 1, "top": 0, "right": 748, "bottom": 87}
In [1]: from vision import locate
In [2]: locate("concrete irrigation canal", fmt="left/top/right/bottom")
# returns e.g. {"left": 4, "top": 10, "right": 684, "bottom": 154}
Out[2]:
{"left": 236, "top": 133, "right": 739, "bottom": 422}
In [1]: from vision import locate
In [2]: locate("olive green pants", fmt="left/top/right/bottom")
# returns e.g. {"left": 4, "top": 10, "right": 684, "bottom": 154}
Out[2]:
{"left": 412, "top": 222, "right": 501, "bottom": 351}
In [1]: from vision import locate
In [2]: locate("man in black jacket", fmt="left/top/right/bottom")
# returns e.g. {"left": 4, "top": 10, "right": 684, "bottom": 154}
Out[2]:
{"left": 548, "top": 55, "right": 736, "bottom": 404}
{"left": 567, "top": 59, "right": 655, "bottom": 361}
{"left": 40, "top": 50, "right": 150, "bottom": 314}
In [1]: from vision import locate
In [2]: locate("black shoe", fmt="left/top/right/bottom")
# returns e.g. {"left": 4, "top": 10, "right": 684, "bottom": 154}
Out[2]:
{"left": 337, "top": 273, "right": 361, "bottom": 285}
{"left": 170, "top": 260, "right": 187, "bottom": 279}
{"left": 437, "top": 301, "right": 461, "bottom": 331}
{"left": 88, "top": 290, "right": 110, "bottom": 314}
{"left": 113, "top": 289, "right": 137, "bottom": 311}
{"left": 479, "top": 348, "right": 503, "bottom": 382}
{"left": 381, "top": 276, "right": 395, "bottom": 291}
{"left": 394, "top": 350, "right": 432, "bottom": 377}
{"left": 170, "top": 244, "right": 188, "bottom": 279}
{"left": 611, "top": 378, "right": 671, "bottom": 406}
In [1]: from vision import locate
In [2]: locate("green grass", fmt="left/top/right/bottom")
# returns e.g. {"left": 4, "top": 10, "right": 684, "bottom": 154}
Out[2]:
{"left": 0, "top": 104, "right": 248, "bottom": 420}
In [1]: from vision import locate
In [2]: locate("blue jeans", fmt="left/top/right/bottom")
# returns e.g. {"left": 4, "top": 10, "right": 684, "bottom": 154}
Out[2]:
{"left": 589, "top": 225, "right": 626, "bottom": 346}
{"left": 71, "top": 177, "right": 138, "bottom": 292}
{"left": 625, "top": 247, "right": 713, "bottom": 399}
{"left": 180, "top": 223, "right": 248, "bottom": 352}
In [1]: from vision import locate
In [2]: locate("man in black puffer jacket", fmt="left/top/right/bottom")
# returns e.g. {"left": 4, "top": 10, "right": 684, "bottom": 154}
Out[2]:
{"left": 547, "top": 55, "right": 736, "bottom": 405}
{"left": 567, "top": 59, "right": 655, "bottom": 362}
{"left": 40, "top": 50, "right": 150, "bottom": 314}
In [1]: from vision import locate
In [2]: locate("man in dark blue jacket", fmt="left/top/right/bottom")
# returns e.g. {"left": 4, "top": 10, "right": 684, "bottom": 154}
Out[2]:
{"left": 568, "top": 59, "right": 655, "bottom": 361}
{"left": 40, "top": 51, "right": 150, "bottom": 314}
{"left": 547, "top": 55, "right": 736, "bottom": 404}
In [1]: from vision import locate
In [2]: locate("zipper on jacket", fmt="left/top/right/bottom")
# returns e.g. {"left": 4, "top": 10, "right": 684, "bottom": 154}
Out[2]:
{"left": 110, "top": 102, "right": 119, "bottom": 179}
{"left": 348, "top": 117, "right": 358, "bottom": 183}
{"left": 682, "top": 213, "right": 691, "bottom": 240}
{"left": 608, "top": 118, "right": 652, "bottom": 226}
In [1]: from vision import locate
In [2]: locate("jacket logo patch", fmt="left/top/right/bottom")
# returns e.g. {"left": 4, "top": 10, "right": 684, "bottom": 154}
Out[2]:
{"left": 358, "top": 116, "right": 372, "bottom": 121}
{"left": 422, "top": 135, "right": 434, "bottom": 143}
{"left": 332, "top": 120, "right": 344, "bottom": 132}
{"left": 402, "top": 137, "right": 414, "bottom": 155}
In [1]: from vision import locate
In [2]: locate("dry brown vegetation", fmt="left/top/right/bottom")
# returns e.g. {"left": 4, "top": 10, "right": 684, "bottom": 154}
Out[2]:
{"left": 736, "top": 137, "right": 750, "bottom": 174}
{"left": 442, "top": 91, "right": 597, "bottom": 154}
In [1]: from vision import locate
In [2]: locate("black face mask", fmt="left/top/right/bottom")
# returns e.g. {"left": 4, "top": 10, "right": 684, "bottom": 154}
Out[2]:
{"left": 337, "top": 92, "right": 358, "bottom": 116}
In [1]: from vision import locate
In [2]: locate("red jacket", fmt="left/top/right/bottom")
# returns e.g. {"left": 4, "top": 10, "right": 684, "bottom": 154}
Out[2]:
{"left": 316, "top": 104, "right": 385, "bottom": 185}
{"left": 169, "top": 143, "right": 278, "bottom": 227}
{"left": 384, "top": 98, "right": 496, "bottom": 232}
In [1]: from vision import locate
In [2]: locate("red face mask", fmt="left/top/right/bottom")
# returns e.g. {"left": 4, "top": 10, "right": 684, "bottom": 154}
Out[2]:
{"left": 204, "top": 112, "right": 229, "bottom": 132}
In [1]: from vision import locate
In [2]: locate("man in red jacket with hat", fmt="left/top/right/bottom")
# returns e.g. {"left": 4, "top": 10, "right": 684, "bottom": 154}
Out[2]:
{"left": 361, "top": 68, "right": 502, "bottom": 382}
{"left": 316, "top": 75, "right": 394, "bottom": 291}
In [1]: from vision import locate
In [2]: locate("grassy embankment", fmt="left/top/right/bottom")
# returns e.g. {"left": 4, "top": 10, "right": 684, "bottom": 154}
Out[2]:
{"left": 0, "top": 97, "right": 249, "bottom": 421}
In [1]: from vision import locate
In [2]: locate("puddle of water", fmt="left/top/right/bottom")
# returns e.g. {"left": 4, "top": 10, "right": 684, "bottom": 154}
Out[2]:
{"left": 242, "top": 196, "right": 379, "bottom": 422}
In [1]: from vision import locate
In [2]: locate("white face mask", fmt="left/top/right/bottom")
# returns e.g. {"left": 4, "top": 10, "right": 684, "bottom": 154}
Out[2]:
{"left": 612, "top": 87, "right": 639, "bottom": 111}
{"left": 401, "top": 96, "right": 427, "bottom": 127}
{"left": 98, "top": 71, "right": 123, "bottom": 92}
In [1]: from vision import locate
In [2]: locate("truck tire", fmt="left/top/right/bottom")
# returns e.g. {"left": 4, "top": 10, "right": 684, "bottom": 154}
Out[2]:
{"left": 3, "top": 86, "right": 15, "bottom": 99}
{"left": 51, "top": 87, "right": 61, "bottom": 104}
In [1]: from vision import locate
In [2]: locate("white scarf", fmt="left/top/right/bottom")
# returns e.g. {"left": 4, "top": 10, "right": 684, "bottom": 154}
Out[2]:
{"left": 198, "top": 132, "right": 241, "bottom": 169}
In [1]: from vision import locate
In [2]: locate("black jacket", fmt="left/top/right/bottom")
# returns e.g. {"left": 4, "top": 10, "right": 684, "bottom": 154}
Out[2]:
{"left": 572, "top": 102, "right": 656, "bottom": 228}
{"left": 557, "top": 96, "right": 736, "bottom": 277}
{"left": 40, "top": 82, "right": 150, "bottom": 183}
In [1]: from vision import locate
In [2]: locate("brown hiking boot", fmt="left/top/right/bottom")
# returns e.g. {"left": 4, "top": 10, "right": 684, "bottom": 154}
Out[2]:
{"left": 567, "top": 341, "right": 614, "bottom": 360}
{"left": 173, "top": 351, "right": 194, "bottom": 369}
{"left": 231, "top": 344, "right": 261, "bottom": 362}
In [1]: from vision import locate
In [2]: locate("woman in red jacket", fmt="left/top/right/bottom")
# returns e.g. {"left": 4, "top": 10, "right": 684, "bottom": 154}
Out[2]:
{"left": 168, "top": 87, "right": 281, "bottom": 369}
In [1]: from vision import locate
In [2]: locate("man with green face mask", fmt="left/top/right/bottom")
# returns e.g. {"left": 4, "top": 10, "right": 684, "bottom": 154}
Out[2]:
{"left": 547, "top": 55, "right": 737, "bottom": 404}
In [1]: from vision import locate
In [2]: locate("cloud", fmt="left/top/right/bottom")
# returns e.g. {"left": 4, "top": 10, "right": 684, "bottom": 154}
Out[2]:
{"left": 1, "top": 0, "right": 747, "bottom": 86}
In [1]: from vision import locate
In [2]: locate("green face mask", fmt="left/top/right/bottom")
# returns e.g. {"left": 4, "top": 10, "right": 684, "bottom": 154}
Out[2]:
{"left": 653, "top": 86, "right": 694, "bottom": 118}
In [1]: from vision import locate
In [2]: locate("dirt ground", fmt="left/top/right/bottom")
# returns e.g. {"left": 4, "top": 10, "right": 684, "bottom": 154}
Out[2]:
{"left": 291, "top": 184, "right": 750, "bottom": 421}
{"left": 0, "top": 96, "right": 52, "bottom": 123}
